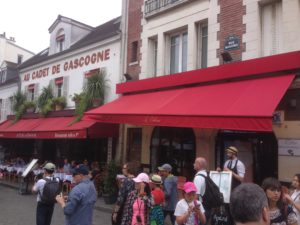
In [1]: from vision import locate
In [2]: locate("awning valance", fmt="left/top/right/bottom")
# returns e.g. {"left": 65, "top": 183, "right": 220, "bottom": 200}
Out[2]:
{"left": 0, "top": 117, "right": 118, "bottom": 139}
{"left": 85, "top": 74, "right": 295, "bottom": 132}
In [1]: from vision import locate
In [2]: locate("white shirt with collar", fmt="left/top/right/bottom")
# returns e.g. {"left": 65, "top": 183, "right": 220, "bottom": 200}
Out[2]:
{"left": 32, "top": 175, "right": 59, "bottom": 202}
{"left": 193, "top": 170, "right": 207, "bottom": 202}
{"left": 224, "top": 159, "right": 245, "bottom": 178}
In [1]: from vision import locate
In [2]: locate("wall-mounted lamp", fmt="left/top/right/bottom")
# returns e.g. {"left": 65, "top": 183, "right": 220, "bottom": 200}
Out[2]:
{"left": 221, "top": 51, "right": 233, "bottom": 63}
{"left": 123, "top": 73, "right": 132, "bottom": 81}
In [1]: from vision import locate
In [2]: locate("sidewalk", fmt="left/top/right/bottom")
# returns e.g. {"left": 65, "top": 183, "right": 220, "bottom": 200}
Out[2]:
{"left": 0, "top": 179, "right": 114, "bottom": 213}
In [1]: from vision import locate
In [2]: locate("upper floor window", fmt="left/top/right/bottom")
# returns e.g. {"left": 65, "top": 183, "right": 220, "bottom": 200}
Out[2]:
{"left": 130, "top": 41, "right": 139, "bottom": 63}
{"left": 17, "top": 55, "right": 23, "bottom": 64}
{"left": 197, "top": 22, "right": 208, "bottom": 69}
{"left": 27, "top": 84, "right": 35, "bottom": 101}
{"left": 148, "top": 37, "right": 158, "bottom": 76}
{"left": 56, "top": 29, "right": 65, "bottom": 52}
{"left": 50, "top": 76, "right": 69, "bottom": 98}
{"left": 1, "top": 70, "right": 7, "bottom": 83}
{"left": 261, "top": 1, "right": 283, "bottom": 56}
{"left": 169, "top": 31, "right": 188, "bottom": 74}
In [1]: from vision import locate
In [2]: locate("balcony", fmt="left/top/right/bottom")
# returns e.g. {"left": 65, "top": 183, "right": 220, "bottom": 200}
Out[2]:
{"left": 144, "top": 0, "right": 192, "bottom": 18}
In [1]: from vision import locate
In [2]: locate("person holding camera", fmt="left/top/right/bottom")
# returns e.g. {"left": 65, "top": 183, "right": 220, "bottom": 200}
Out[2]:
{"left": 121, "top": 172, "right": 152, "bottom": 225}
{"left": 174, "top": 182, "right": 206, "bottom": 225}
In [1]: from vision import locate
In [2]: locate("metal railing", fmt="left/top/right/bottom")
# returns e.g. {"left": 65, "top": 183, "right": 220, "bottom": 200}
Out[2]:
{"left": 144, "top": 0, "right": 181, "bottom": 15}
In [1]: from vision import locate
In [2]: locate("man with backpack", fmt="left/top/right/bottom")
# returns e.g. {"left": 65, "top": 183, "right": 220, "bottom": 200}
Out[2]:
{"left": 193, "top": 157, "right": 224, "bottom": 225}
{"left": 32, "top": 162, "right": 60, "bottom": 225}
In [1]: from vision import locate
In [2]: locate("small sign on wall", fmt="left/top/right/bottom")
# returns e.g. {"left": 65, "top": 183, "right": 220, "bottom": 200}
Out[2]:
{"left": 278, "top": 139, "right": 300, "bottom": 156}
{"left": 224, "top": 36, "right": 240, "bottom": 51}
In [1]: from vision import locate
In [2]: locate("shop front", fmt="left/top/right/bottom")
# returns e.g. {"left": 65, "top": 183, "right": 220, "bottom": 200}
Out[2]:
{"left": 86, "top": 51, "right": 300, "bottom": 183}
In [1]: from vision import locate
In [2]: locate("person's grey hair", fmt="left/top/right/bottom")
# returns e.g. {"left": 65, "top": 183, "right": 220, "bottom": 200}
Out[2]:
{"left": 230, "top": 183, "right": 268, "bottom": 223}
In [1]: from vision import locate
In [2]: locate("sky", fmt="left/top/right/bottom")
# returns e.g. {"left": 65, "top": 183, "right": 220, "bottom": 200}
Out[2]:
{"left": 0, "top": 0, "right": 122, "bottom": 54}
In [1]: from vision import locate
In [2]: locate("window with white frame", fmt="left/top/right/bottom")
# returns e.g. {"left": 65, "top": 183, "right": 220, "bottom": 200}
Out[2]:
{"left": 197, "top": 22, "right": 208, "bottom": 69}
{"left": 1, "top": 70, "right": 7, "bottom": 83}
{"left": 27, "top": 84, "right": 35, "bottom": 101}
{"left": 0, "top": 99, "right": 2, "bottom": 121}
{"left": 169, "top": 31, "right": 188, "bottom": 74}
{"left": 148, "top": 37, "right": 158, "bottom": 76}
{"left": 56, "top": 29, "right": 65, "bottom": 53}
{"left": 17, "top": 54, "right": 23, "bottom": 64}
{"left": 261, "top": 1, "right": 283, "bottom": 56}
{"left": 50, "top": 76, "right": 69, "bottom": 97}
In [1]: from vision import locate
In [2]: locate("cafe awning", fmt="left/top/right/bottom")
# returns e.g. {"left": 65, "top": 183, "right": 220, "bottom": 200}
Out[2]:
{"left": 0, "top": 117, "right": 118, "bottom": 139}
{"left": 85, "top": 74, "right": 294, "bottom": 132}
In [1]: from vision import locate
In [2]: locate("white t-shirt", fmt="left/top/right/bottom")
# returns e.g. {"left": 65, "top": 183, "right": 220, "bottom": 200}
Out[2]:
{"left": 224, "top": 159, "right": 245, "bottom": 177}
{"left": 193, "top": 170, "right": 207, "bottom": 202}
{"left": 32, "top": 176, "right": 59, "bottom": 202}
{"left": 291, "top": 190, "right": 300, "bottom": 223}
{"left": 174, "top": 199, "right": 205, "bottom": 225}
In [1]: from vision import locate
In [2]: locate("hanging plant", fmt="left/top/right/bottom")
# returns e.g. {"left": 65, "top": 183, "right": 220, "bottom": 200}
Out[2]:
{"left": 11, "top": 91, "right": 27, "bottom": 123}
{"left": 37, "top": 85, "right": 53, "bottom": 110}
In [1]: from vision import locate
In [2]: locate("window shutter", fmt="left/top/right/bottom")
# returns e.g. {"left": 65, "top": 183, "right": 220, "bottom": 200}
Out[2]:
{"left": 62, "top": 76, "right": 69, "bottom": 98}
{"left": 3, "top": 98, "right": 9, "bottom": 120}
{"left": 34, "top": 83, "right": 39, "bottom": 101}
{"left": 24, "top": 85, "right": 30, "bottom": 101}
{"left": 49, "top": 79, "right": 56, "bottom": 97}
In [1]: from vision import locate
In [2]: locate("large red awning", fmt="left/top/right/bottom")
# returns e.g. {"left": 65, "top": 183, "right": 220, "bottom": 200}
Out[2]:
{"left": 85, "top": 74, "right": 294, "bottom": 132}
{"left": 0, "top": 117, "right": 118, "bottom": 139}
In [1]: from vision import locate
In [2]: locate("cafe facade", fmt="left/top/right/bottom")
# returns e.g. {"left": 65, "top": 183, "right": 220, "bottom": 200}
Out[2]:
{"left": 84, "top": 0, "right": 300, "bottom": 183}
{"left": 0, "top": 15, "right": 122, "bottom": 165}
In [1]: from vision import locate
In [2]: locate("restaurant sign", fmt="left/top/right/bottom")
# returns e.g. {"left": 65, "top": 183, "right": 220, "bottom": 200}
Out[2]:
{"left": 224, "top": 36, "right": 240, "bottom": 51}
{"left": 23, "top": 49, "right": 110, "bottom": 82}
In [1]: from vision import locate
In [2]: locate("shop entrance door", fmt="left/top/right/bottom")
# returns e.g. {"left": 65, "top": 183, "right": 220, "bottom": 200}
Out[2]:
{"left": 216, "top": 132, "right": 278, "bottom": 185}
{"left": 150, "top": 127, "right": 195, "bottom": 180}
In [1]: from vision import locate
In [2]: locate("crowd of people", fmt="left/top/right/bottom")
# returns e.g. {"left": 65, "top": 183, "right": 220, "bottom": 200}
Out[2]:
{"left": 2, "top": 146, "right": 300, "bottom": 225}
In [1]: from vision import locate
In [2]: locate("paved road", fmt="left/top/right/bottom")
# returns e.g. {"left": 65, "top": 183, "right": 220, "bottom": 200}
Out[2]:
{"left": 0, "top": 184, "right": 111, "bottom": 225}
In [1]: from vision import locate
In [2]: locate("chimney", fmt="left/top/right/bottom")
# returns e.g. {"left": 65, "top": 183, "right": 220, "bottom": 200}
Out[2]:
{"left": 9, "top": 37, "right": 15, "bottom": 42}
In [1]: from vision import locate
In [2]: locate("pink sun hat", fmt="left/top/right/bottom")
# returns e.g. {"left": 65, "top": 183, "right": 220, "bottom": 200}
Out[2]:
{"left": 133, "top": 172, "right": 150, "bottom": 183}
{"left": 183, "top": 182, "right": 197, "bottom": 193}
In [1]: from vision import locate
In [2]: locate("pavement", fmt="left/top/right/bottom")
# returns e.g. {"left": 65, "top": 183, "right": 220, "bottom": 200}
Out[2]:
{"left": 0, "top": 179, "right": 114, "bottom": 213}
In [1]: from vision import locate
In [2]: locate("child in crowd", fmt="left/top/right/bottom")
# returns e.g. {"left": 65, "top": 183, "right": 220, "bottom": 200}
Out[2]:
{"left": 174, "top": 182, "right": 206, "bottom": 225}
{"left": 149, "top": 174, "right": 165, "bottom": 225}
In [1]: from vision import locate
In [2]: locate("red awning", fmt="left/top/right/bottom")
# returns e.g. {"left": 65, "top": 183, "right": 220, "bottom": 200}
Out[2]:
{"left": 85, "top": 74, "right": 295, "bottom": 132}
{"left": 0, "top": 117, "right": 118, "bottom": 139}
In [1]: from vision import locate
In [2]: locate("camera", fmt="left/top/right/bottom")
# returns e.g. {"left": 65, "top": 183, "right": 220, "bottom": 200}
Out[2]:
{"left": 136, "top": 215, "right": 142, "bottom": 223}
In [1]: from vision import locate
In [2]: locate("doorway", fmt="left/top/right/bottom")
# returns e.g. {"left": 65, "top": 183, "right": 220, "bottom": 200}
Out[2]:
{"left": 215, "top": 131, "right": 278, "bottom": 185}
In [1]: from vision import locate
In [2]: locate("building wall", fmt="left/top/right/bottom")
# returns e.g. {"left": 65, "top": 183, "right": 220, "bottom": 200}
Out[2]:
{"left": 19, "top": 39, "right": 121, "bottom": 107}
{"left": 0, "top": 83, "right": 18, "bottom": 122}
{"left": 139, "top": 0, "right": 221, "bottom": 79}
{"left": 0, "top": 35, "right": 34, "bottom": 65}
{"left": 243, "top": 0, "right": 300, "bottom": 60}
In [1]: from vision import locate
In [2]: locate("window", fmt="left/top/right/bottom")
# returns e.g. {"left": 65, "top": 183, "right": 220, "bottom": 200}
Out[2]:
{"left": 27, "top": 84, "right": 35, "bottom": 101}
{"left": 1, "top": 70, "right": 6, "bottom": 83}
{"left": 131, "top": 41, "right": 138, "bottom": 63}
{"left": 170, "top": 32, "right": 188, "bottom": 74}
{"left": 56, "top": 29, "right": 65, "bottom": 52}
{"left": 148, "top": 37, "right": 158, "bottom": 76}
{"left": 261, "top": 1, "right": 283, "bottom": 56}
{"left": 17, "top": 55, "right": 23, "bottom": 64}
{"left": 197, "top": 23, "right": 208, "bottom": 68}
{"left": 51, "top": 76, "right": 69, "bottom": 98}
{"left": 0, "top": 99, "right": 2, "bottom": 121}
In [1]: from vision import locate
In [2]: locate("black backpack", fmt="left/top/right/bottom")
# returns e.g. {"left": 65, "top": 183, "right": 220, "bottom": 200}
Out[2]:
{"left": 197, "top": 173, "right": 224, "bottom": 210}
{"left": 40, "top": 178, "right": 61, "bottom": 204}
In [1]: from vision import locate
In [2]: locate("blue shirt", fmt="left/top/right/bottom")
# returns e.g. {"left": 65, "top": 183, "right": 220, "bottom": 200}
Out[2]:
{"left": 63, "top": 178, "right": 97, "bottom": 225}
{"left": 163, "top": 174, "right": 178, "bottom": 211}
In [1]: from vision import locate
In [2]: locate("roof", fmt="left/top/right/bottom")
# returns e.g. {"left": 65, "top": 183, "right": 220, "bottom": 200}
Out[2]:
{"left": 18, "top": 16, "right": 121, "bottom": 70}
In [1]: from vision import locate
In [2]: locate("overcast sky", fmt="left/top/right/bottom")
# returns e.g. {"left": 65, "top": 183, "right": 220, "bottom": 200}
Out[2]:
{"left": 0, "top": 0, "right": 122, "bottom": 54}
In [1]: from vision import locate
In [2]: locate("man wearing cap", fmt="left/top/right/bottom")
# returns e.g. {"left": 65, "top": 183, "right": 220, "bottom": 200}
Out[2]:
{"left": 158, "top": 163, "right": 178, "bottom": 225}
{"left": 56, "top": 164, "right": 97, "bottom": 225}
{"left": 222, "top": 146, "right": 246, "bottom": 190}
{"left": 32, "top": 162, "right": 59, "bottom": 225}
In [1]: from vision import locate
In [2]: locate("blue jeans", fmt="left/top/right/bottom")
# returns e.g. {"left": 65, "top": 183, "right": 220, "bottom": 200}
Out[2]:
{"left": 36, "top": 202, "right": 55, "bottom": 225}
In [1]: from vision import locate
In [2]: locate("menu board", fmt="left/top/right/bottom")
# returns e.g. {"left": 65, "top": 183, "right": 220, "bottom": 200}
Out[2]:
{"left": 22, "top": 159, "right": 38, "bottom": 177}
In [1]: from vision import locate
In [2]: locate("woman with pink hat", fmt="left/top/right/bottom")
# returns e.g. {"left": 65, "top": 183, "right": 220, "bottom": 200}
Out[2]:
{"left": 174, "top": 182, "right": 206, "bottom": 225}
{"left": 121, "top": 172, "right": 152, "bottom": 225}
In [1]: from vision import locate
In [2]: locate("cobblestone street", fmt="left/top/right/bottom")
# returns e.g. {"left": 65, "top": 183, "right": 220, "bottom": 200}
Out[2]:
{"left": 0, "top": 184, "right": 111, "bottom": 225}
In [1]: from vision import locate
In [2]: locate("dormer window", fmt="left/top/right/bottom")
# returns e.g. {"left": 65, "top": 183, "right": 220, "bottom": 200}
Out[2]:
{"left": 56, "top": 29, "right": 65, "bottom": 52}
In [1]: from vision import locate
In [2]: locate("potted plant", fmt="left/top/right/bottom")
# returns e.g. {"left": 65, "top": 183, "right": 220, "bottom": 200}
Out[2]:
{"left": 52, "top": 96, "right": 67, "bottom": 111}
{"left": 85, "top": 70, "right": 109, "bottom": 107}
{"left": 11, "top": 91, "right": 27, "bottom": 123}
{"left": 102, "top": 160, "right": 119, "bottom": 204}
{"left": 23, "top": 101, "right": 36, "bottom": 113}
{"left": 71, "top": 92, "right": 85, "bottom": 108}
{"left": 37, "top": 85, "right": 53, "bottom": 111}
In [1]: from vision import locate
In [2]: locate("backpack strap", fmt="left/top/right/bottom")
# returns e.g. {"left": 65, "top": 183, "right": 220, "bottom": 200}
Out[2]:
{"left": 195, "top": 173, "right": 207, "bottom": 197}
{"left": 293, "top": 192, "right": 300, "bottom": 202}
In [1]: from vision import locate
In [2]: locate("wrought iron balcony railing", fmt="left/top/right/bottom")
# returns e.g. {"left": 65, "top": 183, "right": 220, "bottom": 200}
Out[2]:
{"left": 144, "top": 0, "right": 182, "bottom": 16}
